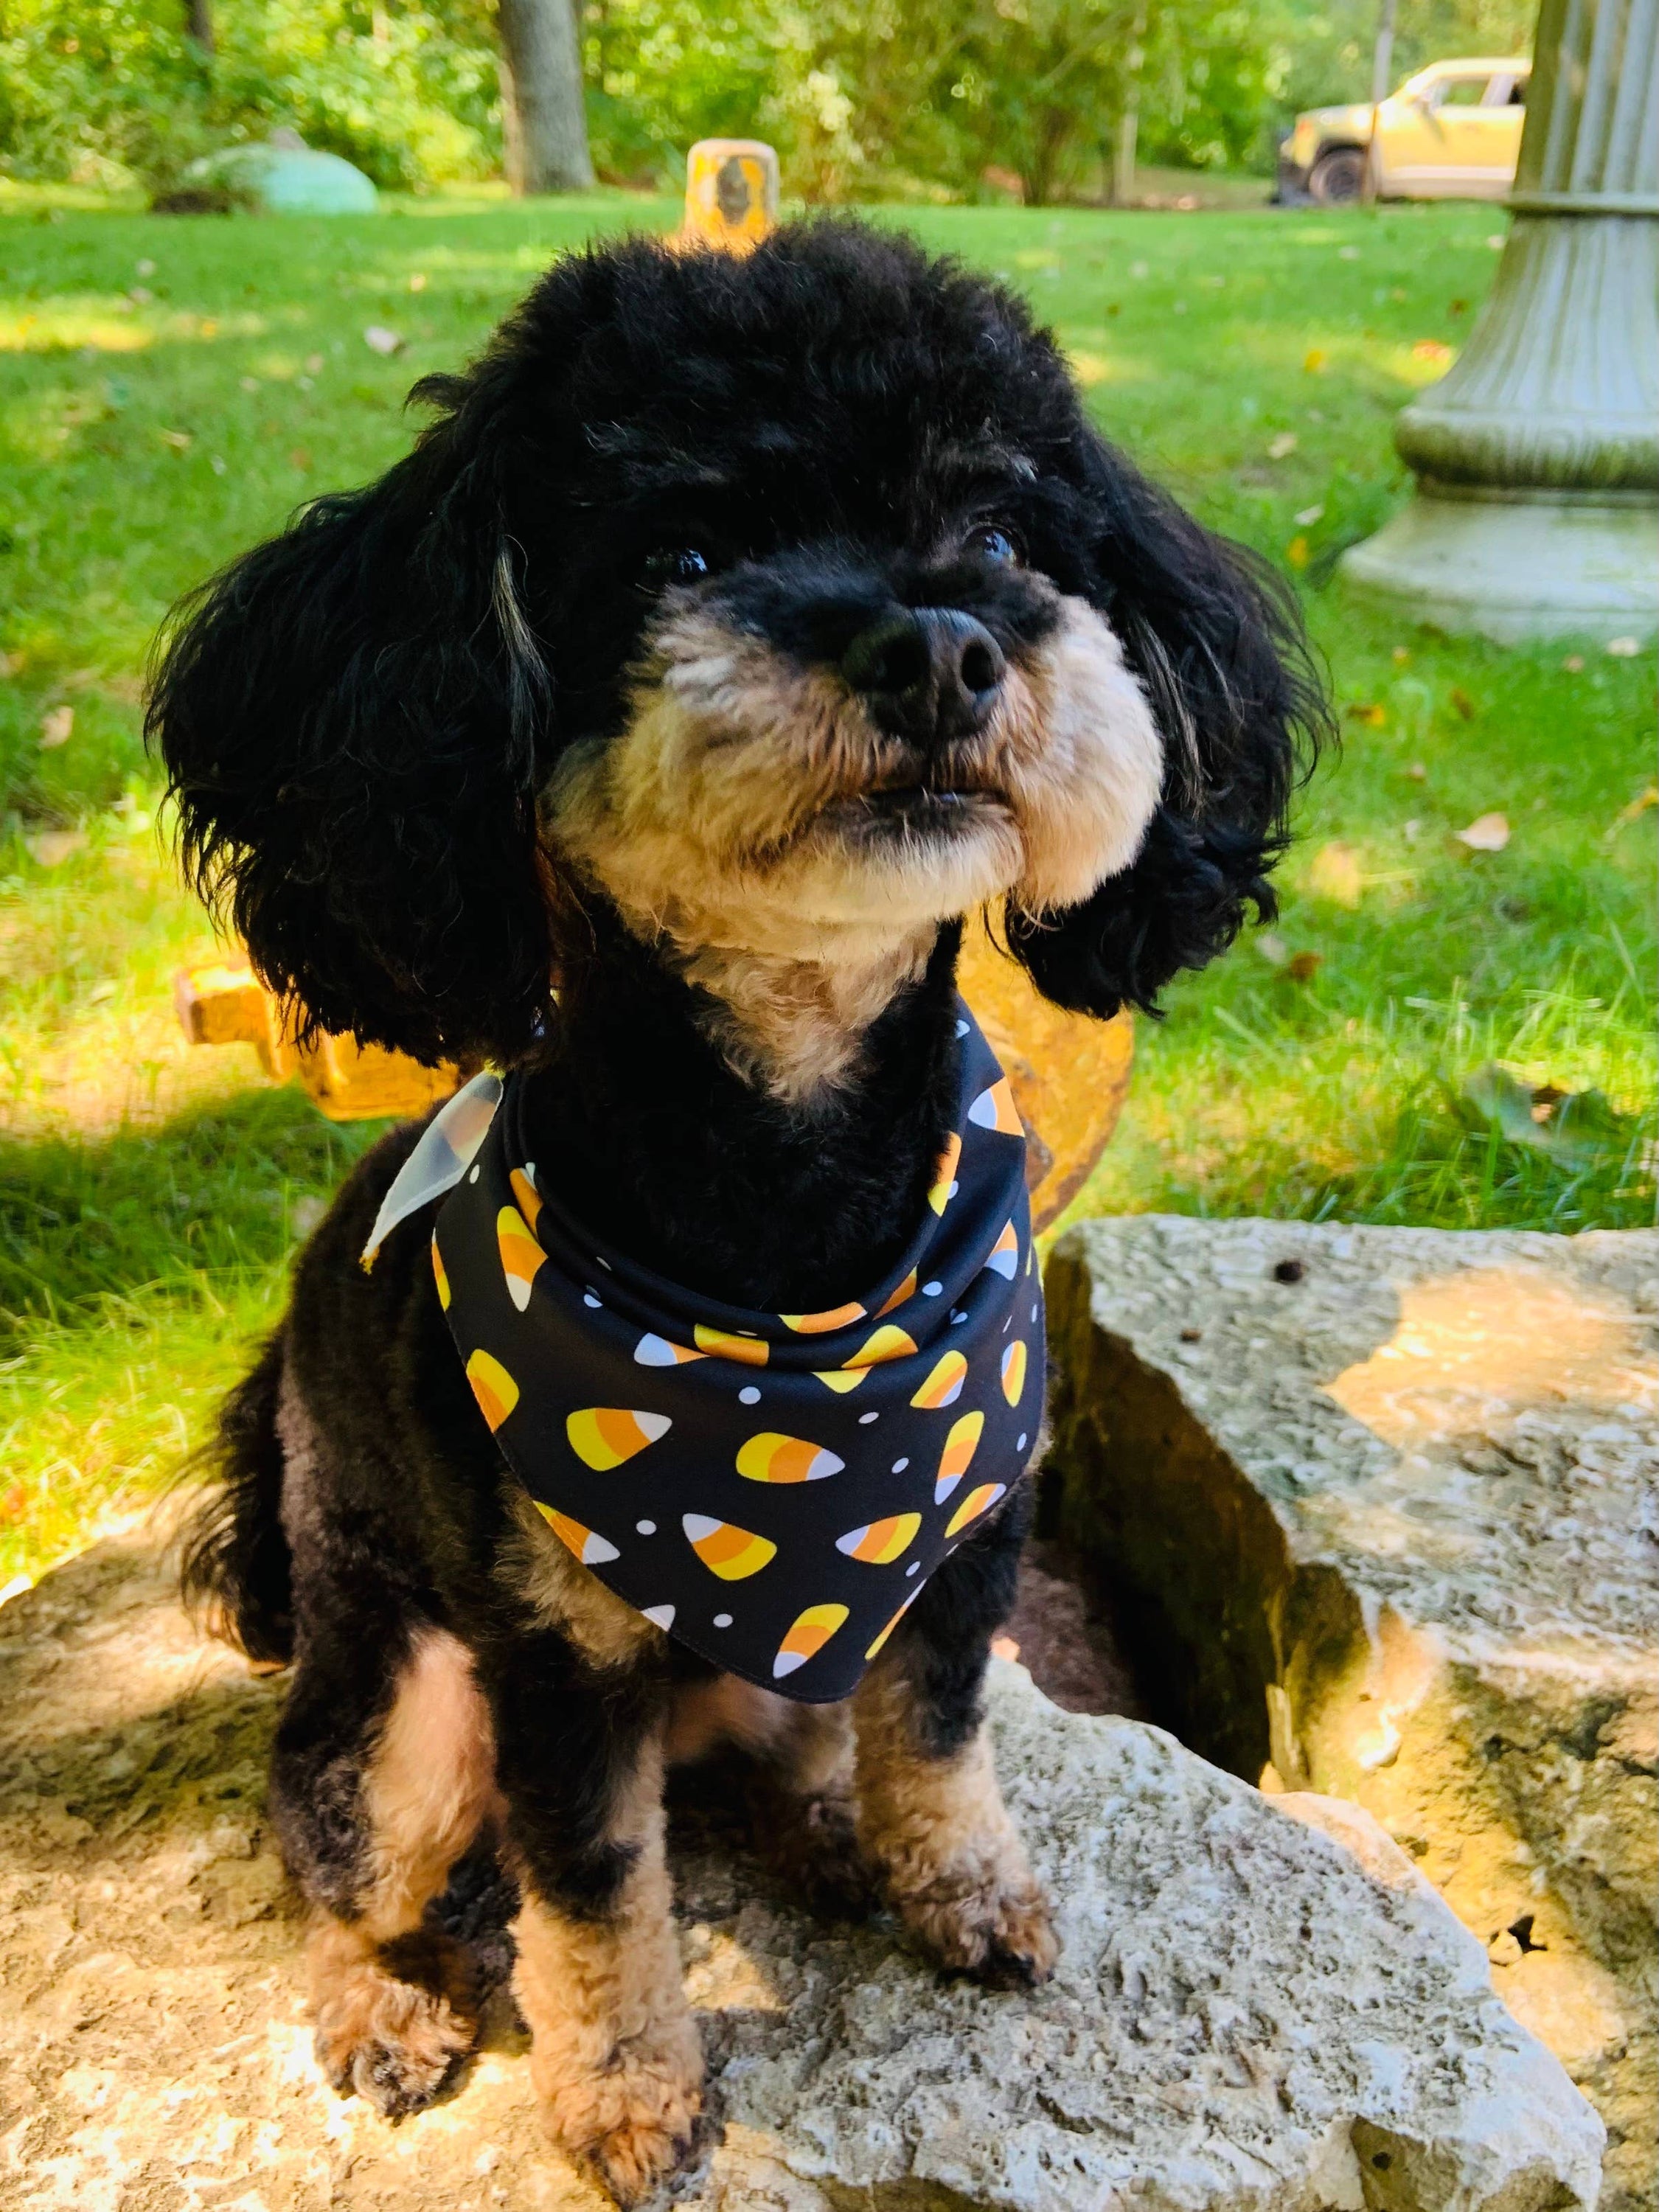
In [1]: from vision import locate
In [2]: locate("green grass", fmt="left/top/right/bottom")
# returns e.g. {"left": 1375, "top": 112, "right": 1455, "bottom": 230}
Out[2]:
{"left": 1, "top": 192, "right": 1653, "bottom": 1587}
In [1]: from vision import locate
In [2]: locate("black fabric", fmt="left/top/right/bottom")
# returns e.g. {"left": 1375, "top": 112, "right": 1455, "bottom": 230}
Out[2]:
{"left": 432, "top": 1004, "right": 1040, "bottom": 1703}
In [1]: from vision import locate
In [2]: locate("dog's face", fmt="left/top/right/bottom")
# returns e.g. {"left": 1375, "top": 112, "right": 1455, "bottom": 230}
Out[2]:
{"left": 540, "top": 451, "right": 1161, "bottom": 969}
{"left": 149, "top": 223, "right": 1323, "bottom": 1071}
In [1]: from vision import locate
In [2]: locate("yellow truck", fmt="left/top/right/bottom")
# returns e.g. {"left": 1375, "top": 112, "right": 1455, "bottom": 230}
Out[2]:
{"left": 1279, "top": 58, "right": 1530, "bottom": 206}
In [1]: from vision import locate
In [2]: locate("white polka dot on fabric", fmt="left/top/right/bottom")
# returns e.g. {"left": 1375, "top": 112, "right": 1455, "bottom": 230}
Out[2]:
{"left": 950, "top": 1310, "right": 967, "bottom": 1326}
{"left": 956, "top": 1018, "right": 970, "bottom": 1038}
{"left": 891, "top": 1457, "right": 909, "bottom": 1474}
{"left": 467, "top": 1164, "right": 480, "bottom": 1183}
{"left": 1031, "top": 1303, "right": 1039, "bottom": 1323}
{"left": 858, "top": 1411, "right": 880, "bottom": 1424}
{"left": 636, "top": 1519, "right": 656, "bottom": 1535}
{"left": 922, "top": 1281, "right": 942, "bottom": 1297}
{"left": 738, "top": 1385, "right": 761, "bottom": 1405}
{"left": 713, "top": 1613, "right": 733, "bottom": 1629}
{"left": 906, "top": 1560, "right": 921, "bottom": 1575}
{"left": 1017, "top": 1435, "right": 1027, "bottom": 1452}
{"left": 949, "top": 1180, "right": 959, "bottom": 1198}
{"left": 582, "top": 1290, "right": 602, "bottom": 1308}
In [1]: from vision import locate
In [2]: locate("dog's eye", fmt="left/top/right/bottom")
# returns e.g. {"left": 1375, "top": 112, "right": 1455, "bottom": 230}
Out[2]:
{"left": 964, "top": 526, "right": 1021, "bottom": 566}
{"left": 639, "top": 546, "right": 712, "bottom": 590}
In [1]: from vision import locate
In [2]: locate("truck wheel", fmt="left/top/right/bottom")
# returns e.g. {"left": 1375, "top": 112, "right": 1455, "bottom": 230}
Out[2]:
{"left": 1308, "top": 147, "right": 1367, "bottom": 204}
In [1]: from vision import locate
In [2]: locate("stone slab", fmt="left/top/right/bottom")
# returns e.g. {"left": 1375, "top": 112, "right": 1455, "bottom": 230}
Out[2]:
{"left": 1046, "top": 1217, "right": 1658, "bottom": 2212}
{"left": 0, "top": 1521, "right": 1604, "bottom": 2212}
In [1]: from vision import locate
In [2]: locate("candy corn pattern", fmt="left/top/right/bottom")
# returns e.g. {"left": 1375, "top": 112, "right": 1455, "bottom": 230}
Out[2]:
{"left": 735, "top": 1432, "right": 844, "bottom": 1484}
{"left": 509, "top": 1165, "right": 542, "bottom": 1234}
{"left": 773, "top": 1601, "right": 849, "bottom": 1678}
{"left": 779, "top": 1302, "right": 864, "bottom": 1334}
{"left": 911, "top": 1349, "right": 967, "bottom": 1409}
{"left": 694, "top": 1324, "right": 769, "bottom": 1366}
{"left": 498, "top": 1205, "right": 545, "bottom": 1312}
{"left": 835, "top": 1512, "right": 921, "bottom": 1564}
{"left": 986, "top": 1220, "right": 1019, "bottom": 1281}
{"left": 534, "top": 1500, "right": 621, "bottom": 1565}
{"left": 633, "top": 1332, "right": 704, "bottom": 1367}
{"left": 683, "top": 1514, "right": 777, "bottom": 1580}
{"left": 566, "top": 1407, "right": 672, "bottom": 1470}
{"left": 465, "top": 1349, "right": 518, "bottom": 1431}
{"left": 933, "top": 1410, "right": 984, "bottom": 1502}
{"left": 866, "top": 1588, "right": 920, "bottom": 1660}
{"left": 844, "top": 1325, "right": 917, "bottom": 1370}
{"left": 813, "top": 1366, "right": 868, "bottom": 1394}
{"left": 928, "top": 1131, "right": 961, "bottom": 1214}
{"left": 945, "top": 1481, "right": 1006, "bottom": 1538}
{"left": 1001, "top": 1340, "right": 1028, "bottom": 1406}
{"left": 422, "top": 995, "right": 1040, "bottom": 1706}
{"left": 967, "top": 1076, "right": 1022, "bottom": 1136}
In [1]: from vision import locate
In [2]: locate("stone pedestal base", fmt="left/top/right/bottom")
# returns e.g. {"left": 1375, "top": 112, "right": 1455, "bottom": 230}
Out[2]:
{"left": 1341, "top": 488, "right": 1658, "bottom": 643}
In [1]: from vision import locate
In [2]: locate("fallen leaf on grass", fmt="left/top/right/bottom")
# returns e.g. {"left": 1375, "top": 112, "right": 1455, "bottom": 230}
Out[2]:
{"left": 1267, "top": 433, "right": 1298, "bottom": 460}
{"left": 1307, "top": 840, "right": 1363, "bottom": 907}
{"left": 1606, "top": 636, "right": 1641, "bottom": 657}
{"left": 1286, "top": 950, "right": 1323, "bottom": 982}
{"left": 1411, "top": 339, "right": 1453, "bottom": 366}
{"left": 160, "top": 428, "right": 192, "bottom": 451}
{"left": 289, "top": 448, "right": 312, "bottom": 472}
{"left": 305, "top": 351, "right": 324, "bottom": 374}
{"left": 1303, "top": 347, "right": 1327, "bottom": 373}
{"left": 1562, "top": 654, "right": 1585, "bottom": 672}
{"left": 1391, "top": 645, "right": 1411, "bottom": 665}
{"left": 1604, "top": 785, "right": 1658, "bottom": 841}
{"left": 408, "top": 271, "right": 428, "bottom": 293}
{"left": 1454, "top": 810, "right": 1509, "bottom": 852}
{"left": 0, "top": 651, "right": 20, "bottom": 678}
{"left": 24, "top": 829, "right": 86, "bottom": 867}
{"left": 364, "top": 325, "right": 404, "bottom": 356}
{"left": 1449, "top": 686, "right": 1475, "bottom": 720}
{"left": 1294, "top": 503, "right": 1324, "bottom": 527}
{"left": 1405, "top": 762, "right": 1427, "bottom": 781}
{"left": 1346, "top": 701, "right": 1386, "bottom": 726}
{"left": 1286, "top": 535, "right": 1310, "bottom": 568}
{"left": 1460, "top": 1064, "right": 1635, "bottom": 1169}
{"left": 38, "top": 704, "right": 73, "bottom": 748}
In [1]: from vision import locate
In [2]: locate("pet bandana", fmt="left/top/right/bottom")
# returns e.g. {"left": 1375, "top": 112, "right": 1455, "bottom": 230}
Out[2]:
{"left": 362, "top": 1004, "right": 1041, "bottom": 1703}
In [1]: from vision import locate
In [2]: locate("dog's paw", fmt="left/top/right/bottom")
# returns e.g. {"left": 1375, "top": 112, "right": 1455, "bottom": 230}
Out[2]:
{"left": 896, "top": 1868, "right": 1059, "bottom": 1989}
{"left": 314, "top": 1928, "right": 480, "bottom": 2118}
{"left": 538, "top": 2045, "right": 703, "bottom": 2208}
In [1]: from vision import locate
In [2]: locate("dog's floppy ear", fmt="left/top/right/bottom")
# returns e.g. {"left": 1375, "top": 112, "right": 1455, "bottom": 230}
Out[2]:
{"left": 146, "top": 393, "right": 555, "bottom": 1067}
{"left": 1006, "top": 447, "right": 1329, "bottom": 1018}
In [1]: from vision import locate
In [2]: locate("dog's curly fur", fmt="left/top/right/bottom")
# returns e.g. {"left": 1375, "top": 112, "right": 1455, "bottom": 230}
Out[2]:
{"left": 151, "top": 220, "right": 1326, "bottom": 2203}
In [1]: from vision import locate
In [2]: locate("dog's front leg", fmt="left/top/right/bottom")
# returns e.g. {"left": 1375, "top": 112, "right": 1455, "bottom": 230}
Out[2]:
{"left": 852, "top": 1493, "right": 1057, "bottom": 1987}
{"left": 482, "top": 1631, "right": 700, "bottom": 2206}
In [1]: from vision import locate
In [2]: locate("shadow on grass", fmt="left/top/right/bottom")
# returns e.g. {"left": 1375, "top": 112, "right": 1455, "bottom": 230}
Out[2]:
{"left": 0, "top": 1083, "right": 387, "bottom": 1326}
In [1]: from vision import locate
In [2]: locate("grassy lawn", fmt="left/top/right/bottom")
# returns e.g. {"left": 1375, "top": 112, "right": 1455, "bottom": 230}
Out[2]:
{"left": 1, "top": 190, "right": 1653, "bottom": 1588}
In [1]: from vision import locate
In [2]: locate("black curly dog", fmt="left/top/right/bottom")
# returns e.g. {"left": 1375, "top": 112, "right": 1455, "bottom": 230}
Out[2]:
{"left": 150, "top": 220, "right": 1325, "bottom": 2203}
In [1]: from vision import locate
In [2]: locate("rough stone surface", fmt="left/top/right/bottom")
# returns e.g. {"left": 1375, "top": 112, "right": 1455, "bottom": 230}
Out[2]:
{"left": 0, "top": 1521, "right": 1604, "bottom": 2212}
{"left": 1046, "top": 1217, "right": 1659, "bottom": 2212}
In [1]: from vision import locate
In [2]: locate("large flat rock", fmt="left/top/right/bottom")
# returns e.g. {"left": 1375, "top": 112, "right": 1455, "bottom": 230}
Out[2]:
{"left": 1046, "top": 1217, "right": 1658, "bottom": 2212}
{"left": 0, "top": 1518, "right": 1602, "bottom": 2212}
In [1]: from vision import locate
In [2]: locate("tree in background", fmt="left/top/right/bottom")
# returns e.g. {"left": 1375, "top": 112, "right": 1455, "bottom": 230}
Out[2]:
{"left": 0, "top": 0, "right": 1539, "bottom": 202}
{"left": 498, "top": 0, "right": 594, "bottom": 190}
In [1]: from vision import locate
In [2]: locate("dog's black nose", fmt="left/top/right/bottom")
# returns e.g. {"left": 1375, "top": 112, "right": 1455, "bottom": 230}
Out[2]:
{"left": 841, "top": 608, "right": 1006, "bottom": 741}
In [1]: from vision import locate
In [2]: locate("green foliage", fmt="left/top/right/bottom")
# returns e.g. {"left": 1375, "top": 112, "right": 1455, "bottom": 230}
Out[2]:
{"left": 0, "top": 0, "right": 501, "bottom": 195}
{"left": 1, "top": 0, "right": 1543, "bottom": 204}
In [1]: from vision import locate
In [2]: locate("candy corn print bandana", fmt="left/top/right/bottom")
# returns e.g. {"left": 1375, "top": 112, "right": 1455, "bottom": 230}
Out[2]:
{"left": 364, "top": 1004, "right": 1040, "bottom": 1703}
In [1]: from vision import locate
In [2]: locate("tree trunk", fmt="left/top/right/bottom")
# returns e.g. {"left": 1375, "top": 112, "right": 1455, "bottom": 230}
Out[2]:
{"left": 185, "top": 0, "right": 214, "bottom": 53}
{"left": 497, "top": 0, "right": 594, "bottom": 195}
